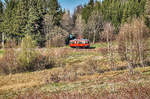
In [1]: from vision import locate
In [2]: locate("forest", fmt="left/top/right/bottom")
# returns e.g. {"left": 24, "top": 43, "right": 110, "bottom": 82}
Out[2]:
{"left": 0, "top": 0, "right": 148, "bottom": 47}
{"left": 1, "top": 0, "right": 150, "bottom": 98}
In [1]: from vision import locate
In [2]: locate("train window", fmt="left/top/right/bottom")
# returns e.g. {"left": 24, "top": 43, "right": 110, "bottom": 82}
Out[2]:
{"left": 85, "top": 41, "right": 89, "bottom": 44}
{"left": 78, "top": 41, "right": 82, "bottom": 44}
{"left": 70, "top": 41, "right": 74, "bottom": 44}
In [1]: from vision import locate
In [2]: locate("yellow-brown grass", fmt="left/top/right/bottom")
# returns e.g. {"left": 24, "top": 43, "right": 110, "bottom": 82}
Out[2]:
{"left": 0, "top": 66, "right": 150, "bottom": 98}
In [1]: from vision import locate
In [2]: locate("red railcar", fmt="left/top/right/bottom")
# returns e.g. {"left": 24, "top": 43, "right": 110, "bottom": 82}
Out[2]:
{"left": 69, "top": 39, "right": 90, "bottom": 48}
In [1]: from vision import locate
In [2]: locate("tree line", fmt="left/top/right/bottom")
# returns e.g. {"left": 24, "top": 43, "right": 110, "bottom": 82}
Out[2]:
{"left": 0, "top": 0, "right": 150, "bottom": 47}
{"left": 0, "top": 0, "right": 63, "bottom": 47}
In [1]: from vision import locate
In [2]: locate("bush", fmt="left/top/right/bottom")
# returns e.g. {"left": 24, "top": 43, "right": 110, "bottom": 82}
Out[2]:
{"left": 17, "top": 35, "right": 38, "bottom": 71}
{"left": 48, "top": 68, "right": 78, "bottom": 83}
{"left": 0, "top": 35, "right": 56, "bottom": 74}
{"left": 0, "top": 50, "right": 56, "bottom": 74}
{"left": 84, "top": 58, "right": 101, "bottom": 74}
{"left": 0, "top": 49, "right": 19, "bottom": 74}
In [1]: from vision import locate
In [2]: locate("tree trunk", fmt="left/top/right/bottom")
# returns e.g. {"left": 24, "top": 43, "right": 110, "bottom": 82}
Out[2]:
{"left": 2, "top": 33, "right": 4, "bottom": 49}
{"left": 138, "top": 40, "right": 144, "bottom": 67}
{"left": 93, "top": 30, "right": 96, "bottom": 44}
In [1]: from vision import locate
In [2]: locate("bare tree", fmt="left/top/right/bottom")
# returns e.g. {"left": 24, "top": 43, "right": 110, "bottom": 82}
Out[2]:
{"left": 42, "top": 14, "right": 54, "bottom": 41}
{"left": 46, "top": 26, "right": 68, "bottom": 47}
{"left": 118, "top": 18, "right": 149, "bottom": 74}
{"left": 102, "top": 22, "right": 115, "bottom": 69}
{"left": 84, "top": 11, "right": 103, "bottom": 43}
{"left": 132, "top": 18, "right": 149, "bottom": 67}
{"left": 71, "top": 14, "right": 84, "bottom": 38}
{"left": 61, "top": 10, "right": 73, "bottom": 32}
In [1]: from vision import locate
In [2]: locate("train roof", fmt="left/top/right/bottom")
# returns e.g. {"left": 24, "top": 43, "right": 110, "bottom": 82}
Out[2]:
{"left": 70, "top": 39, "right": 89, "bottom": 41}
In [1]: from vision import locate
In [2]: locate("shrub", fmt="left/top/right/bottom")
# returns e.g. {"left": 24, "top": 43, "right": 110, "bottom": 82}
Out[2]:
{"left": 47, "top": 67, "right": 78, "bottom": 83}
{"left": 0, "top": 49, "right": 19, "bottom": 74}
{"left": 17, "top": 35, "right": 38, "bottom": 71}
{"left": 85, "top": 58, "right": 101, "bottom": 74}
{"left": 0, "top": 35, "right": 56, "bottom": 74}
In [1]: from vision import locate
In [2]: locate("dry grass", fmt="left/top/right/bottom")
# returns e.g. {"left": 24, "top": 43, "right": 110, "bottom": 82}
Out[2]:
{"left": 0, "top": 66, "right": 150, "bottom": 99}
{"left": 1, "top": 43, "right": 150, "bottom": 98}
{"left": 11, "top": 67, "right": 150, "bottom": 99}
{"left": 14, "top": 85, "right": 150, "bottom": 99}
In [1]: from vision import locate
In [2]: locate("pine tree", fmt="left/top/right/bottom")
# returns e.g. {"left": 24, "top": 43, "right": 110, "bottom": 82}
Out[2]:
{"left": 1, "top": 0, "right": 18, "bottom": 40}
{"left": 121, "top": 5, "right": 128, "bottom": 24}
{"left": 0, "top": 0, "right": 3, "bottom": 26}
{"left": 0, "top": 0, "right": 3, "bottom": 47}
{"left": 25, "top": 4, "right": 40, "bottom": 41}
{"left": 12, "top": 0, "right": 28, "bottom": 41}
{"left": 89, "top": 0, "right": 94, "bottom": 7}
{"left": 81, "top": 0, "right": 94, "bottom": 23}
{"left": 145, "top": 0, "right": 150, "bottom": 27}
{"left": 0, "top": 0, "right": 3, "bottom": 15}
{"left": 48, "top": 0, "right": 62, "bottom": 25}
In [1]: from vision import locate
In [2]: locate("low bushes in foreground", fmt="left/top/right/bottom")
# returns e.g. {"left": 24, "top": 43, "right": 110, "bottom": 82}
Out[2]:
{"left": 15, "top": 84, "right": 150, "bottom": 99}
{"left": 0, "top": 35, "right": 56, "bottom": 74}
{"left": 0, "top": 49, "right": 56, "bottom": 74}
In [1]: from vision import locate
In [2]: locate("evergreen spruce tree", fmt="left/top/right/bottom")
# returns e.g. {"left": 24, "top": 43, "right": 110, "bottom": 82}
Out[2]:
{"left": 1, "top": 0, "right": 17, "bottom": 40}
{"left": 121, "top": 5, "right": 128, "bottom": 24}
{"left": 12, "top": 0, "right": 28, "bottom": 42}
{"left": 48, "top": 0, "right": 62, "bottom": 25}
{"left": 0, "top": 0, "right": 3, "bottom": 47}
{"left": 89, "top": 0, "right": 94, "bottom": 7}
{"left": 145, "top": 0, "right": 150, "bottom": 27}
{"left": 81, "top": 0, "right": 94, "bottom": 23}
{"left": 25, "top": 4, "right": 40, "bottom": 42}
{"left": 0, "top": 0, "right": 3, "bottom": 15}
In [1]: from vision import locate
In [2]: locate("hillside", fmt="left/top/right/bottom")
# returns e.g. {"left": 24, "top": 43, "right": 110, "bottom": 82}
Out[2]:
{"left": 0, "top": 0, "right": 150, "bottom": 98}
{"left": 0, "top": 43, "right": 150, "bottom": 99}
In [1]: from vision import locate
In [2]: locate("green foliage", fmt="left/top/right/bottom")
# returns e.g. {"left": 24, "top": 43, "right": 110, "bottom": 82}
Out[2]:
{"left": 94, "top": 0, "right": 146, "bottom": 31}
{"left": 0, "top": 0, "right": 149, "bottom": 46}
{"left": 0, "top": 0, "right": 63, "bottom": 47}
{"left": 81, "top": 0, "right": 94, "bottom": 23}
{"left": 0, "top": 0, "right": 3, "bottom": 36}
{"left": 48, "top": 0, "right": 63, "bottom": 25}
{"left": 0, "top": 0, "right": 3, "bottom": 15}
{"left": 145, "top": 0, "right": 150, "bottom": 28}
{"left": 82, "top": 0, "right": 146, "bottom": 32}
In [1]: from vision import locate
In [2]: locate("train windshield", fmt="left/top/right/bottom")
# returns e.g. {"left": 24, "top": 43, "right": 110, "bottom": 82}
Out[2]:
{"left": 69, "top": 40, "right": 74, "bottom": 44}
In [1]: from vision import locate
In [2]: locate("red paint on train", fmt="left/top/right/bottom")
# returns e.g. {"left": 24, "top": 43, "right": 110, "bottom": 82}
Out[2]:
{"left": 69, "top": 39, "right": 90, "bottom": 48}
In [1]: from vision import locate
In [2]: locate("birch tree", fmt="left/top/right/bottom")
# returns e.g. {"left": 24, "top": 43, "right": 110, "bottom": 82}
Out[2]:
{"left": 118, "top": 18, "right": 149, "bottom": 74}
{"left": 102, "top": 23, "right": 115, "bottom": 69}
{"left": 85, "top": 11, "right": 103, "bottom": 43}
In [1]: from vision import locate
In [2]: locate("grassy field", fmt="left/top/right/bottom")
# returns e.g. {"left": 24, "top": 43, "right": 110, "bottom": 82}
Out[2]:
{"left": 0, "top": 49, "right": 4, "bottom": 58}
{"left": 0, "top": 43, "right": 150, "bottom": 99}
{"left": 1, "top": 67, "right": 150, "bottom": 99}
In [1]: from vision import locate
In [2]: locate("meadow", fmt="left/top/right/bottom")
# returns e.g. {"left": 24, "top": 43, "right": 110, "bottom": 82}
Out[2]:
{"left": 0, "top": 43, "right": 150, "bottom": 99}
